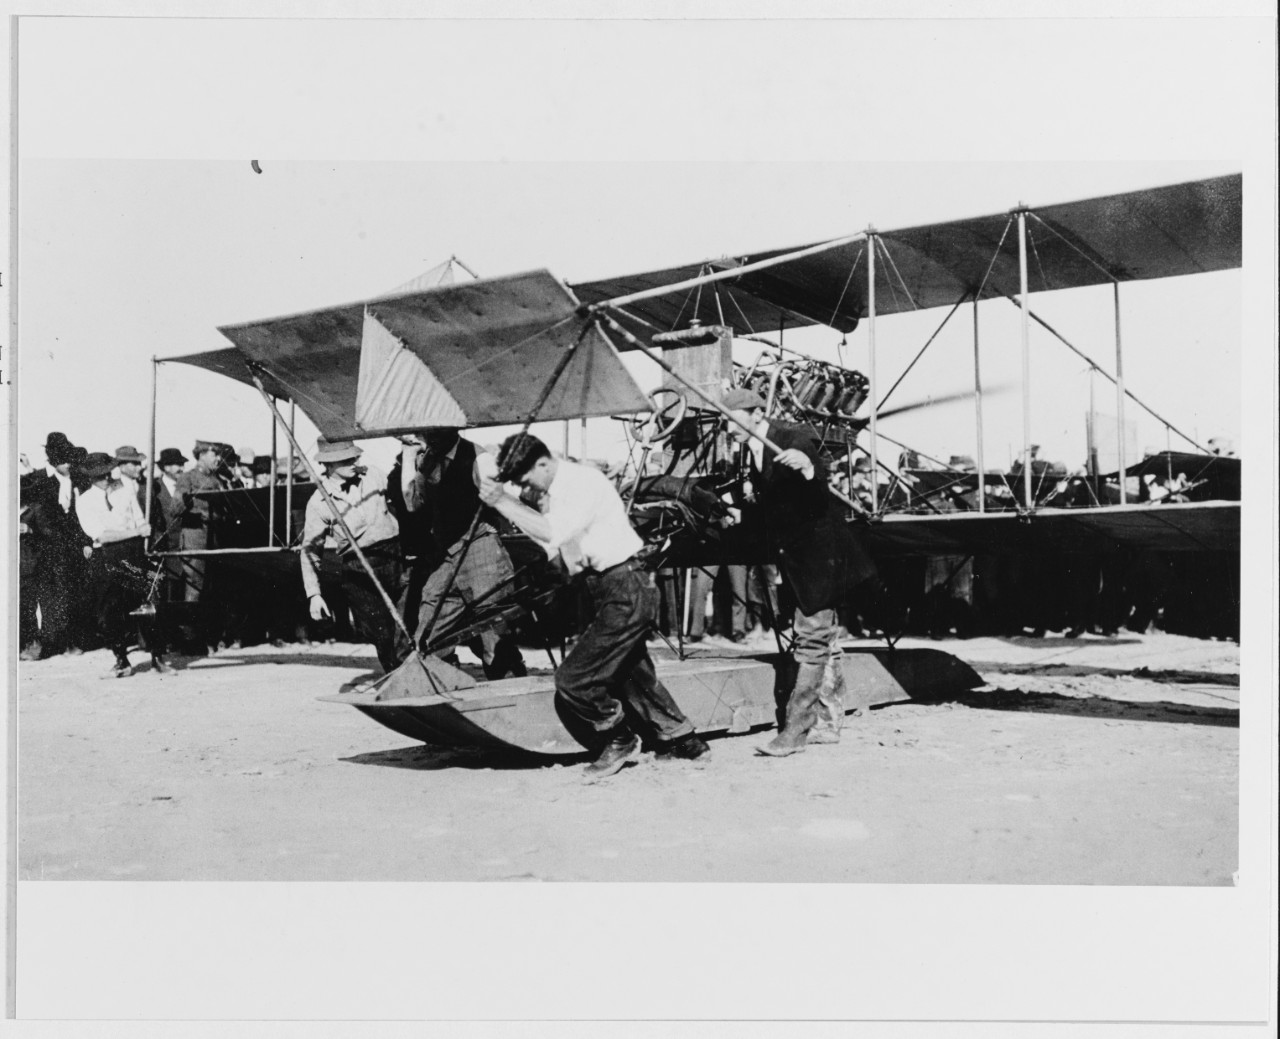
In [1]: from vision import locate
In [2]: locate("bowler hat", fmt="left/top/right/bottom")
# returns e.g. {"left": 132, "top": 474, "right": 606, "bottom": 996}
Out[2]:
{"left": 44, "top": 431, "right": 77, "bottom": 467}
{"left": 115, "top": 445, "right": 146, "bottom": 464}
{"left": 251, "top": 455, "right": 274, "bottom": 476}
{"left": 721, "top": 387, "right": 767, "bottom": 413}
{"left": 157, "top": 447, "right": 188, "bottom": 467}
{"left": 78, "top": 452, "right": 117, "bottom": 479}
{"left": 316, "top": 438, "right": 362, "bottom": 464}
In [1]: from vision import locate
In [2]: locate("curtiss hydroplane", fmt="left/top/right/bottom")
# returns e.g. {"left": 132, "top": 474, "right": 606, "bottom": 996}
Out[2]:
{"left": 154, "top": 173, "right": 1242, "bottom": 757}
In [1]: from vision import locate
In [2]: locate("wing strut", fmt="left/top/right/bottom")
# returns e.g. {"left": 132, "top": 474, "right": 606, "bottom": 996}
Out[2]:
{"left": 244, "top": 365, "right": 461, "bottom": 701}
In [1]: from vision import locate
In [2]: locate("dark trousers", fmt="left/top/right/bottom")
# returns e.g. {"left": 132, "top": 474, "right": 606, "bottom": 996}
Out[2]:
{"left": 86, "top": 538, "right": 154, "bottom": 661}
{"left": 554, "top": 561, "right": 694, "bottom": 746}
{"left": 33, "top": 541, "right": 85, "bottom": 654}
{"left": 19, "top": 537, "right": 40, "bottom": 649}
{"left": 405, "top": 526, "right": 524, "bottom": 678}
{"left": 339, "top": 539, "right": 404, "bottom": 672}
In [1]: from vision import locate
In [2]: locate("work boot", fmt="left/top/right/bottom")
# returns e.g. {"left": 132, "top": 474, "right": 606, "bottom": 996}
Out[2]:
{"left": 583, "top": 723, "right": 641, "bottom": 780}
{"left": 655, "top": 733, "right": 711, "bottom": 761}
{"left": 808, "top": 650, "right": 847, "bottom": 745}
{"left": 757, "top": 662, "right": 825, "bottom": 757}
{"left": 105, "top": 654, "right": 134, "bottom": 679}
{"left": 151, "top": 654, "right": 176, "bottom": 674}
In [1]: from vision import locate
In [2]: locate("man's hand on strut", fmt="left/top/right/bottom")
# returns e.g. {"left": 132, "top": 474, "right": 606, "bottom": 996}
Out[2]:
{"left": 473, "top": 453, "right": 505, "bottom": 505}
{"left": 477, "top": 476, "right": 505, "bottom": 506}
{"left": 309, "top": 594, "right": 333, "bottom": 622}
{"left": 773, "top": 448, "right": 815, "bottom": 479}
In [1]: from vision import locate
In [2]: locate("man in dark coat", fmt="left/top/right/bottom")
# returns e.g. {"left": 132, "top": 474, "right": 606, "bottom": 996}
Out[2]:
{"left": 721, "top": 388, "right": 891, "bottom": 756}
{"left": 18, "top": 473, "right": 60, "bottom": 659}
{"left": 389, "top": 429, "right": 525, "bottom": 679}
{"left": 26, "top": 432, "right": 93, "bottom": 657}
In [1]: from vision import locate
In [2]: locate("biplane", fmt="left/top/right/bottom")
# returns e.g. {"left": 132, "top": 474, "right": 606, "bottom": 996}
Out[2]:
{"left": 153, "top": 172, "right": 1242, "bottom": 757}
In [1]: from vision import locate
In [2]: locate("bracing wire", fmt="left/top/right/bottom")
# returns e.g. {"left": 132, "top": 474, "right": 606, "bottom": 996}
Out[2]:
{"left": 1027, "top": 221, "right": 1053, "bottom": 293}
{"left": 1027, "top": 212, "right": 1121, "bottom": 284}
{"left": 973, "top": 216, "right": 1015, "bottom": 300}
{"left": 826, "top": 244, "right": 865, "bottom": 328}
{"left": 876, "top": 237, "right": 919, "bottom": 311}
{"left": 875, "top": 238, "right": 905, "bottom": 314}
{"left": 727, "top": 287, "right": 758, "bottom": 336}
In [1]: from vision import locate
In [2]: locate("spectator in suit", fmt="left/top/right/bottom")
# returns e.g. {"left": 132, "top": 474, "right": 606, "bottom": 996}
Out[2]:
{"left": 26, "top": 432, "right": 93, "bottom": 657}
{"left": 174, "top": 440, "right": 225, "bottom": 651}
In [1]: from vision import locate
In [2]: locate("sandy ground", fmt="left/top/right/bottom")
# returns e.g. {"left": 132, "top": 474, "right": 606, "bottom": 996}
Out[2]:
{"left": 16, "top": 630, "right": 1238, "bottom": 884}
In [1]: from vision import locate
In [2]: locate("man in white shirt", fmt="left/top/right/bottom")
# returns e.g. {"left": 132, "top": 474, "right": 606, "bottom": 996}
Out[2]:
{"left": 300, "top": 438, "right": 403, "bottom": 671}
{"left": 480, "top": 433, "right": 708, "bottom": 780}
{"left": 113, "top": 445, "right": 148, "bottom": 511}
{"left": 74, "top": 452, "right": 169, "bottom": 677}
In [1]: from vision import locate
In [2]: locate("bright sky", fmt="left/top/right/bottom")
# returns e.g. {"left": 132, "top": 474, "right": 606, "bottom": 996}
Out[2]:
{"left": 12, "top": 157, "right": 1245, "bottom": 475}
{"left": 8, "top": 15, "right": 1270, "bottom": 483}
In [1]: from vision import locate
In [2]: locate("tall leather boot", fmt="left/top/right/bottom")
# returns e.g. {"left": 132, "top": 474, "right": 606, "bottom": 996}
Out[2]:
{"left": 757, "top": 662, "right": 826, "bottom": 756}
{"left": 808, "top": 650, "right": 847, "bottom": 744}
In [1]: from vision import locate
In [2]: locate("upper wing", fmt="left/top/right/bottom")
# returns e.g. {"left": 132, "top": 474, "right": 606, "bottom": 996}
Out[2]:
{"left": 573, "top": 174, "right": 1241, "bottom": 339}
{"left": 164, "top": 270, "right": 651, "bottom": 440}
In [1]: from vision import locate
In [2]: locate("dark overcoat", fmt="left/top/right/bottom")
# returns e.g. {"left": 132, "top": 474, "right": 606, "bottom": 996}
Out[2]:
{"left": 757, "top": 421, "right": 876, "bottom": 616}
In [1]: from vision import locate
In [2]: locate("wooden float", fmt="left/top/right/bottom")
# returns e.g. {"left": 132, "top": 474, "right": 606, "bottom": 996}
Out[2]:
{"left": 320, "top": 647, "right": 983, "bottom": 756}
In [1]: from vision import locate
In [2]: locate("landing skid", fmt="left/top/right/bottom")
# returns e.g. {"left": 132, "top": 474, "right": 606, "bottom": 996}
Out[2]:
{"left": 321, "top": 648, "right": 983, "bottom": 756}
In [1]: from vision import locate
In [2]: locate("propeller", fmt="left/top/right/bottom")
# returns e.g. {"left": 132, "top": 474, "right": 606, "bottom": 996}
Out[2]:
{"left": 851, "top": 383, "right": 1014, "bottom": 426}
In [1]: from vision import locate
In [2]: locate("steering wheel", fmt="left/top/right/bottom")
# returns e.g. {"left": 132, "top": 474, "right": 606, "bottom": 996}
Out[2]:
{"left": 632, "top": 388, "right": 687, "bottom": 445}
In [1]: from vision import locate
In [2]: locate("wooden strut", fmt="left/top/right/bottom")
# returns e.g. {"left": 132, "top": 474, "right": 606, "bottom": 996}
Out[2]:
{"left": 244, "top": 368, "right": 456, "bottom": 699}
{"left": 417, "top": 317, "right": 597, "bottom": 654}
{"left": 589, "top": 232, "right": 868, "bottom": 313}
{"left": 596, "top": 312, "right": 868, "bottom": 517}
{"left": 1001, "top": 295, "right": 1206, "bottom": 453}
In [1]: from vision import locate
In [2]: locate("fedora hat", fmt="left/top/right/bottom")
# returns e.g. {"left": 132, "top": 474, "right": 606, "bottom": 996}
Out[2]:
{"left": 78, "top": 452, "right": 117, "bottom": 480}
{"left": 44, "top": 431, "right": 77, "bottom": 467}
{"left": 157, "top": 447, "right": 188, "bottom": 467}
{"left": 115, "top": 445, "right": 146, "bottom": 464}
{"left": 315, "top": 438, "right": 362, "bottom": 464}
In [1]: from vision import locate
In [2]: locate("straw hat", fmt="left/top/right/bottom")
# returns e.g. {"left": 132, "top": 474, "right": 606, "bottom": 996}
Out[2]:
{"left": 316, "top": 438, "right": 362, "bottom": 464}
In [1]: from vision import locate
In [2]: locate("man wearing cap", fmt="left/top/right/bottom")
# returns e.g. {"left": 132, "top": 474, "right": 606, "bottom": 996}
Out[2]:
{"left": 390, "top": 429, "right": 526, "bottom": 680}
{"left": 74, "top": 452, "right": 171, "bottom": 677}
{"left": 300, "top": 438, "right": 403, "bottom": 671}
{"left": 172, "top": 441, "right": 227, "bottom": 651}
{"left": 232, "top": 447, "right": 258, "bottom": 490}
{"left": 478, "top": 432, "right": 708, "bottom": 780}
{"left": 721, "top": 387, "right": 889, "bottom": 756}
